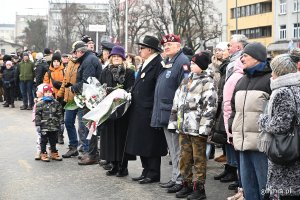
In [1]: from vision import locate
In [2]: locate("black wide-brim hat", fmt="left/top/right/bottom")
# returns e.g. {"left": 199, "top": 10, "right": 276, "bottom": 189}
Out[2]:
{"left": 136, "top": 35, "right": 162, "bottom": 52}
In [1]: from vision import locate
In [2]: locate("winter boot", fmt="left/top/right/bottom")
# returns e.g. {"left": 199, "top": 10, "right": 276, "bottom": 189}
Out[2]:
{"left": 35, "top": 152, "right": 41, "bottom": 160}
{"left": 41, "top": 152, "right": 50, "bottom": 162}
{"left": 214, "top": 164, "right": 230, "bottom": 180}
{"left": 51, "top": 152, "right": 63, "bottom": 161}
{"left": 11, "top": 104, "right": 15, "bottom": 108}
{"left": 175, "top": 181, "right": 193, "bottom": 198}
{"left": 220, "top": 166, "right": 238, "bottom": 183}
{"left": 62, "top": 146, "right": 79, "bottom": 158}
{"left": 187, "top": 182, "right": 206, "bottom": 200}
{"left": 3, "top": 102, "right": 9, "bottom": 107}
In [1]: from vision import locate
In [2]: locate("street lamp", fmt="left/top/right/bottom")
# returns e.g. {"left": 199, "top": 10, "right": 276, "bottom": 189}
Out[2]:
{"left": 235, "top": 0, "right": 238, "bottom": 34}
{"left": 125, "top": 0, "right": 128, "bottom": 52}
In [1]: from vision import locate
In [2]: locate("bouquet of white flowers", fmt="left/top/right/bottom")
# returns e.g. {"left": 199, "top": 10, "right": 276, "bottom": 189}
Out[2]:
{"left": 74, "top": 77, "right": 107, "bottom": 110}
{"left": 83, "top": 88, "right": 131, "bottom": 139}
{"left": 73, "top": 77, "right": 131, "bottom": 139}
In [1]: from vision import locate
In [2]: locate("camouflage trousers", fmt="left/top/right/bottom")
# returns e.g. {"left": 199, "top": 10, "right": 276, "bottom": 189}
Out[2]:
{"left": 179, "top": 133, "right": 207, "bottom": 184}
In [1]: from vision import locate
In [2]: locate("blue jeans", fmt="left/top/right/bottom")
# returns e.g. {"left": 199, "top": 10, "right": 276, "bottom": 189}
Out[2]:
{"left": 240, "top": 151, "right": 268, "bottom": 200}
{"left": 65, "top": 109, "right": 79, "bottom": 148}
{"left": 225, "top": 144, "right": 238, "bottom": 167}
{"left": 77, "top": 108, "right": 89, "bottom": 153}
{"left": 19, "top": 80, "right": 34, "bottom": 107}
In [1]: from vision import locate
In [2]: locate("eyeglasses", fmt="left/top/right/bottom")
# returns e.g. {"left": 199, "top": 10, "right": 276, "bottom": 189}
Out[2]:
{"left": 140, "top": 46, "right": 147, "bottom": 50}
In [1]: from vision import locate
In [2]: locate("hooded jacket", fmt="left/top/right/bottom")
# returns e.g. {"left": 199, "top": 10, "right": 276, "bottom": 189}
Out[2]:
{"left": 168, "top": 71, "right": 217, "bottom": 136}
{"left": 228, "top": 61, "right": 272, "bottom": 151}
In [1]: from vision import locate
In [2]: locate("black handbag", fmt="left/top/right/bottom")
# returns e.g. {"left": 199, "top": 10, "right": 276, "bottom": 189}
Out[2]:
{"left": 267, "top": 88, "right": 300, "bottom": 165}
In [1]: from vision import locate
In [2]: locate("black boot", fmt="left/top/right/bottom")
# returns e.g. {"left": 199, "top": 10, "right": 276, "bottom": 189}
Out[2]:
{"left": 209, "top": 144, "right": 215, "bottom": 159}
{"left": 175, "top": 181, "right": 193, "bottom": 198}
{"left": 62, "top": 146, "right": 79, "bottom": 158}
{"left": 220, "top": 165, "right": 237, "bottom": 183}
{"left": 187, "top": 182, "right": 206, "bottom": 200}
{"left": 106, "top": 162, "right": 118, "bottom": 176}
{"left": 214, "top": 164, "right": 229, "bottom": 180}
{"left": 3, "top": 102, "right": 9, "bottom": 107}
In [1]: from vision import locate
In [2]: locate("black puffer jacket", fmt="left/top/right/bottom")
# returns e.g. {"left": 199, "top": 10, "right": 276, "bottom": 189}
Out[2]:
{"left": 2, "top": 67, "right": 16, "bottom": 88}
{"left": 34, "top": 59, "right": 49, "bottom": 86}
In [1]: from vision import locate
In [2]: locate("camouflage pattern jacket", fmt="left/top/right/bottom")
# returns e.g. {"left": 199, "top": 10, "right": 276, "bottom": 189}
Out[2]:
{"left": 35, "top": 98, "right": 63, "bottom": 132}
{"left": 168, "top": 72, "right": 217, "bottom": 136}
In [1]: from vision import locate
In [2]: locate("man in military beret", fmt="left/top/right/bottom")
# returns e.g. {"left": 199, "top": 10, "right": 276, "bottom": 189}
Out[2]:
{"left": 151, "top": 34, "right": 190, "bottom": 193}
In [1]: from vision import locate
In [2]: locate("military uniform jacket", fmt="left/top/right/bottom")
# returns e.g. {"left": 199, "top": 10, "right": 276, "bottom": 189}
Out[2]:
{"left": 151, "top": 50, "right": 190, "bottom": 127}
{"left": 168, "top": 72, "right": 217, "bottom": 137}
{"left": 35, "top": 99, "right": 63, "bottom": 132}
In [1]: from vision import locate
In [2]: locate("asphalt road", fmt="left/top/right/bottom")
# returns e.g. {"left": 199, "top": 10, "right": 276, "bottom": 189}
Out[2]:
{"left": 0, "top": 101, "right": 234, "bottom": 200}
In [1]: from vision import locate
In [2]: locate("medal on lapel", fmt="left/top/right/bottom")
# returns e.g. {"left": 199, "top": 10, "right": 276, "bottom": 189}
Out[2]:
{"left": 141, "top": 72, "right": 146, "bottom": 79}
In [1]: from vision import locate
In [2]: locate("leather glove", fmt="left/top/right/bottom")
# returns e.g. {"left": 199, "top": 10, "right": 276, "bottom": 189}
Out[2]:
{"left": 36, "top": 126, "right": 41, "bottom": 133}
{"left": 168, "top": 129, "right": 176, "bottom": 133}
{"left": 57, "top": 96, "right": 64, "bottom": 104}
{"left": 65, "top": 82, "right": 72, "bottom": 88}
{"left": 60, "top": 124, "right": 64, "bottom": 133}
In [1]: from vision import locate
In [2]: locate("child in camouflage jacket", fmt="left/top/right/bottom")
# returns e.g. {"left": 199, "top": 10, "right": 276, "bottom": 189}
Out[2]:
{"left": 168, "top": 51, "right": 217, "bottom": 199}
{"left": 35, "top": 84, "right": 64, "bottom": 162}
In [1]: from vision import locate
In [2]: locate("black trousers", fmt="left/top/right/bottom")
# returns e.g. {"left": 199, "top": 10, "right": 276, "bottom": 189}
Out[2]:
{"left": 41, "top": 131, "right": 58, "bottom": 153}
{"left": 140, "top": 156, "right": 161, "bottom": 179}
{"left": 3, "top": 86, "right": 15, "bottom": 104}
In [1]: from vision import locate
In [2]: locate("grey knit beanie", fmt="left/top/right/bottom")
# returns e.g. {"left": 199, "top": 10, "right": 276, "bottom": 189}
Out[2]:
{"left": 242, "top": 42, "right": 267, "bottom": 62}
{"left": 271, "top": 48, "right": 300, "bottom": 76}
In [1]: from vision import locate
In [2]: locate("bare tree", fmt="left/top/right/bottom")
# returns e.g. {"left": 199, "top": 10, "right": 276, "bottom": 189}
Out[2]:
{"left": 23, "top": 19, "right": 47, "bottom": 52}
{"left": 49, "top": 2, "right": 109, "bottom": 53}
{"left": 147, "top": 0, "right": 222, "bottom": 51}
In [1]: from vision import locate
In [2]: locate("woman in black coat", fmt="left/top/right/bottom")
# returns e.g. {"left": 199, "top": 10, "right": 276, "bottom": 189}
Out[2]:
{"left": 99, "top": 46, "right": 135, "bottom": 177}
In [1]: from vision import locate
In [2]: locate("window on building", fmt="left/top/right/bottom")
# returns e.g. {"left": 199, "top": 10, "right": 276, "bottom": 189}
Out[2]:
{"left": 280, "top": 25, "right": 287, "bottom": 39}
{"left": 250, "top": 4, "right": 256, "bottom": 15}
{"left": 280, "top": 0, "right": 287, "bottom": 14}
{"left": 1, "top": 49, "right": 5, "bottom": 55}
{"left": 241, "top": 6, "right": 245, "bottom": 17}
{"left": 256, "top": 3, "right": 261, "bottom": 14}
{"left": 294, "top": 0, "right": 300, "bottom": 12}
{"left": 246, "top": 5, "right": 250, "bottom": 16}
{"left": 294, "top": 23, "right": 300, "bottom": 38}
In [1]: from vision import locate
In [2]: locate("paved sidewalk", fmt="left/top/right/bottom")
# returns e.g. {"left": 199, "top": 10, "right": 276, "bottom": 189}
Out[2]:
{"left": 0, "top": 101, "right": 234, "bottom": 200}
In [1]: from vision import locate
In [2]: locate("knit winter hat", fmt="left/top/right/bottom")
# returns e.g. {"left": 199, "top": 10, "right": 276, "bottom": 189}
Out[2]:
{"left": 242, "top": 42, "right": 267, "bottom": 62}
{"left": 109, "top": 45, "right": 126, "bottom": 60}
{"left": 51, "top": 52, "right": 61, "bottom": 62}
{"left": 36, "top": 52, "right": 43, "bottom": 60}
{"left": 43, "top": 84, "right": 54, "bottom": 94}
{"left": 191, "top": 51, "right": 212, "bottom": 70}
{"left": 37, "top": 83, "right": 46, "bottom": 94}
{"left": 216, "top": 42, "right": 229, "bottom": 51}
{"left": 81, "top": 35, "right": 93, "bottom": 43}
{"left": 44, "top": 48, "right": 51, "bottom": 55}
{"left": 271, "top": 48, "right": 300, "bottom": 76}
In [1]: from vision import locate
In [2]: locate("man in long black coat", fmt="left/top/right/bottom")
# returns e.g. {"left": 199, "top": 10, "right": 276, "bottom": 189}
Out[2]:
{"left": 126, "top": 35, "right": 168, "bottom": 184}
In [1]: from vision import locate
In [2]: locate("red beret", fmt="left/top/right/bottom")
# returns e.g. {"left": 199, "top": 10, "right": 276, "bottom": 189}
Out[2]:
{"left": 161, "top": 34, "right": 181, "bottom": 45}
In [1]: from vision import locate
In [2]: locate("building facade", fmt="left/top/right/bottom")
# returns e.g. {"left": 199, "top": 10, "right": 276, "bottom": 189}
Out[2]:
{"left": 47, "top": 0, "right": 109, "bottom": 51}
{"left": 268, "top": 0, "right": 300, "bottom": 55}
{"left": 227, "top": 0, "right": 273, "bottom": 47}
{"left": 0, "top": 24, "right": 15, "bottom": 43}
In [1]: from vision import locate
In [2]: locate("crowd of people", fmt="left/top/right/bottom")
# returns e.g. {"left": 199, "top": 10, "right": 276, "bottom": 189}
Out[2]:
{"left": 0, "top": 33, "right": 300, "bottom": 200}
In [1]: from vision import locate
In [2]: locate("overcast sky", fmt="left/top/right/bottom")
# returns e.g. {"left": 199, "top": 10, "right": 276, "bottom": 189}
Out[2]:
{"left": 0, "top": 0, "right": 108, "bottom": 24}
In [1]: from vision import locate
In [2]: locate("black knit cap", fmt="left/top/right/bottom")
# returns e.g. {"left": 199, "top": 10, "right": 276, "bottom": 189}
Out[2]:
{"left": 191, "top": 51, "right": 212, "bottom": 70}
{"left": 242, "top": 42, "right": 267, "bottom": 62}
{"left": 51, "top": 52, "right": 61, "bottom": 65}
